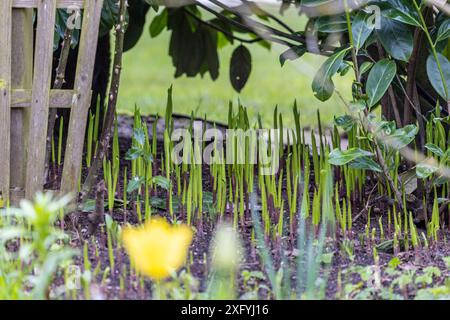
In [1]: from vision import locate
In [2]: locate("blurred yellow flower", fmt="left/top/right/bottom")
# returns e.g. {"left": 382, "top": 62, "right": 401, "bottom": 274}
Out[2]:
{"left": 122, "top": 218, "right": 193, "bottom": 280}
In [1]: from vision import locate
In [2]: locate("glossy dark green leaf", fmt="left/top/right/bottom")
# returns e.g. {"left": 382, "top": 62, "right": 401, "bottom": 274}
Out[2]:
{"left": 352, "top": 12, "right": 374, "bottom": 51}
{"left": 328, "top": 148, "right": 373, "bottom": 166}
{"left": 149, "top": 9, "right": 168, "bottom": 38}
{"left": 425, "top": 143, "right": 444, "bottom": 157}
{"left": 334, "top": 115, "right": 355, "bottom": 132}
{"left": 150, "top": 196, "right": 180, "bottom": 211}
{"left": 437, "top": 18, "right": 450, "bottom": 43}
{"left": 348, "top": 156, "right": 382, "bottom": 172}
{"left": 127, "top": 176, "right": 145, "bottom": 194}
{"left": 376, "top": 16, "right": 413, "bottom": 61}
{"left": 359, "top": 61, "right": 373, "bottom": 75}
{"left": 125, "top": 146, "right": 143, "bottom": 161}
{"left": 152, "top": 176, "right": 171, "bottom": 190}
{"left": 133, "top": 127, "right": 146, "bottom": 146}
{"left": 99, "top": 0, "right": 120, "bottom": 37}
{"left": 427, "top": 53, "right": 450, "bottom": 100}
{"left": 416, "top": 161, "right": 439, "bottom": 179}
{"left": 383, "top": 124, "right": 418, "bottom": 149}
{"left": 315, "top": 15, "right": 347, "bottom": 33}
{"left": 385, "top": 0, "right": 420, "bottom": 26}
{"left": 384, "top": 9, "right": 420, "bottom": 27}
{"left": 366, "top": 59, "right": 397, "bottom": 107}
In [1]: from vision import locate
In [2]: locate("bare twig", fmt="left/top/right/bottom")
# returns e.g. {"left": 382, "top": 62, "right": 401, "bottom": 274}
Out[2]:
{"left": 374, "top": 141, "right": 404, "bottom": 212}
{"left": 183, "top": 7, "right": 262, "bottom": 43}
{"left": 88, "top": 180, "right": 106, "bottom": 236}
{"left": 45, "top": 27, "right": 74, "bottom": 181}
{"left": 335, "top": 90, "right": 405, "bottom": 212}
{"left": 403, "top": 27, "right": 422, "bottom": 125}
{"left": 196, "top": 0, "right": 305, "bottom": 46}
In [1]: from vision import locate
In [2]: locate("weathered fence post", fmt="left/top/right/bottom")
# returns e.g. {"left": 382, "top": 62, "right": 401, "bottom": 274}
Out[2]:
{"left": 0, "top": 0, "right": 13, "bottom": 203}
{"left": 25, "top": 0, "right": 57, "bottom": 199}
{"left": 1, "top": 0, "right": 104, "bottom": 204}
{"left": 61, "top": 0, "right": 104, "bottom": 196}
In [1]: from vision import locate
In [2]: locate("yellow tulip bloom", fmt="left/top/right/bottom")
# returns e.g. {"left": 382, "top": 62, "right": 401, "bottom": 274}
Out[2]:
{"left": 122, "top": 217, "right": 193, "bottom": 280}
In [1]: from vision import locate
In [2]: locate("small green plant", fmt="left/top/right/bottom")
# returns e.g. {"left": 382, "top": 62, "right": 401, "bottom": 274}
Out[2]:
{"left": 0, "top": 193, "right": 76, "bottom": 299}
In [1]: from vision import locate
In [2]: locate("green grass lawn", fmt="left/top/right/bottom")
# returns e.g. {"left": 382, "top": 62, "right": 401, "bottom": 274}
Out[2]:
{"left": 117, "top": 10, "right": 352, "bottom": 128}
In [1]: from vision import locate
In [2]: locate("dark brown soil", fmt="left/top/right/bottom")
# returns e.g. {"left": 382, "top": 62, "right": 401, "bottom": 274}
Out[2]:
{"left": 52, "top": 115, "right": 450, "bottom": 300}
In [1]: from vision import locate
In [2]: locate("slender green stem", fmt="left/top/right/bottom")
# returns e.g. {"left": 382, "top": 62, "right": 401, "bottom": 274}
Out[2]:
{"left": 413, "top": 0, "right": 449, "bottom": 100}
{"left": 344, "top": 0, "right": 360, "bottom": 83}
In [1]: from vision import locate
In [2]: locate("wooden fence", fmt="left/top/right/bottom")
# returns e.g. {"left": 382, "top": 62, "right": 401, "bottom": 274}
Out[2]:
{"left": 0, "top": 0, "right": 104, "bottom": 204}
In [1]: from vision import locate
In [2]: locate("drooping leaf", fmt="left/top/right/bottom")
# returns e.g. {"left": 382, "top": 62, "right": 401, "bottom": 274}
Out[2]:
{"left": 124, "top": 0, "right": 150, "bottom": 52}
{"left": 166, "top": 9, "right": 220, "bottom": 81}
{"left": 149, "top": 9, "right": 168, "bottom": 38}
{"left": 312, "top": 48, "right": 349, "bottom": 101}
{"left": 338, "top": 62, "right": 351, "bottom": 76}
{"left": 203, "top": 29, "right": 220, "bottom": 80}
{"left": 279, "top": 45, "right": 306, "bottom": 67}
{"left": 230, "top": 45, "right": 252, "bottom": 92}
{"left": 168, "top": 9, "right": 203, "bottom": 77}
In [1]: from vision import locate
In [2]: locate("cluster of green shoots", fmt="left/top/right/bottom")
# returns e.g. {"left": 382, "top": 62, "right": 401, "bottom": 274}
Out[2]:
{"left": 40, "top": 86, "right": 450, "bottom": 299}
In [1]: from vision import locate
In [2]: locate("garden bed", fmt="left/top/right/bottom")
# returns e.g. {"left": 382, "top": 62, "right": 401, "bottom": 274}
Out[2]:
{"left": 49, "top": 112, "right": 450, "bottom": 300}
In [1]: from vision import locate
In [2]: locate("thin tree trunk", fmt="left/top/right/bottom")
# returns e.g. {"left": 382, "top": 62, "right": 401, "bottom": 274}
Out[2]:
{"left": 79, "top": 0, "right": 127, "bottom": 208}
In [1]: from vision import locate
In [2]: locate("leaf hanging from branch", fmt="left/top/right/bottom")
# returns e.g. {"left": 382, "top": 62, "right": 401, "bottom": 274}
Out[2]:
{"left": 230, "top": 44, "right": 252, "bottom": 93}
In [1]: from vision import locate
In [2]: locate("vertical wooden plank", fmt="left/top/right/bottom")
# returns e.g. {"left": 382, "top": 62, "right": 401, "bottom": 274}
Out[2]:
{"left": 10, "top": 9, "right": 34, "bottom": 205}
{"left": 61, "top": 0, "right": 104, "bottom": 196}
{"left": 0, "top": 0, "right": 13, "bottom": 201}
{"left": 25, "top": 0, "right": 57, "bottom": 199}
